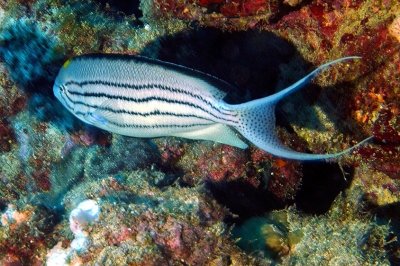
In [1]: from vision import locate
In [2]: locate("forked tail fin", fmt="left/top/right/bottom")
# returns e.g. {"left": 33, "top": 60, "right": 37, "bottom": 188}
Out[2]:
{"left": 225, "top": 57, "right": 372, "bottom": 160}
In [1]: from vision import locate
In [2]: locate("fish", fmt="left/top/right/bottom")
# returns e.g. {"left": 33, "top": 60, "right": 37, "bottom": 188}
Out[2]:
{"left": 53, "top": 54, "right": 372, "bottom": 160}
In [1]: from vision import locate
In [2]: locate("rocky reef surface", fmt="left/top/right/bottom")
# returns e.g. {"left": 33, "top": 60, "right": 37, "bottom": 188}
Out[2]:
{"left": 0, "top": 0, "right": 399, "bottom": 265}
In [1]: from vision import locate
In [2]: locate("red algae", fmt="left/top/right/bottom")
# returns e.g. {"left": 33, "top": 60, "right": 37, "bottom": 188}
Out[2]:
{"left": 32, "top": 169, "right": 52, "bottom": 191}
{"left": 157, "top": 139, "right": 186, "bottom": 167}
{"left": 220, "top": 0, "right": 268, "bottom": 17}
{"left": 198, "top": 0, "right": 224, "bottom": 6}
{"left": 0, "top": 121, "right": 16, "bottom": 152}
{"left": 0, "top": 204, "right": 57, "bottom": 265}
{"left": 268, "top": 158, "right": 302, "bottom": 201}
{"left": 172, "top": 139, "right": 303, "bottom": 203}
{"left": 197, "top": 145, "right": 247, "bottom": 183}
{"left": 153, "top": 0, "right": 280, "bottom": 29}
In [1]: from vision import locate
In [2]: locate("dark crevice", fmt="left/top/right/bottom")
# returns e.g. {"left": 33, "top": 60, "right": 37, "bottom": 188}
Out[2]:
{"left": 269, "top": 0, "right": 314, "bottom": 24}
{"left": 205, "top": 179, "right": 282, "bottom": 224}
{"left": 95, "top": 0, "right": 143, "bottom": 23}
{"left": 295, "top": 163, "right": 354, "bottom": 214}
{"left": 142, "top": 28, "right": 296, "bottom": 104}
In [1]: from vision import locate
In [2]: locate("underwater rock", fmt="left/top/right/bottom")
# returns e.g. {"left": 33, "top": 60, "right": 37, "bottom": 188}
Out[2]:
{"left": 233, "top": 214, "right": 302, "bottom": 259}
{"left": 356, "top": 164, "right": 400, "bottom": 207}
{"left": 84, "top": 135, "right": 160, "bottom": 180}
{"left": 389, "top": 15, "right": 400, "bottom": 42}
{"left": 354, "top": 106, "right": 400, "bottom": 206}
{"left": 54, "top": 170, "right": 260, "bottom": 265}
{"left": 0, "top": 71, "right": 26, "bottom": 153}
{"left": 0, "top": 120, "right": 15, "bottom": 153}
{"left": 11, "top": 108, "right": 66, "bottom": 192}
{"left": 195, "top": 145, "right": 248, "bottom": 183}
{"left": 281, "top": 185, "right": 392, "bottom": 265}
{"left": 172, "top": 141, "right": 302, "bottom": 204}
{"left": 0, "top": 71, "right": 26, "bottom": 118}
{"left": 152, "top": 0, "right": 280, "bottom": 29}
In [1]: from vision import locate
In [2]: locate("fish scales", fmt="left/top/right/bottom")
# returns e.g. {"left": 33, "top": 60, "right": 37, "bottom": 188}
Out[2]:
{"left": 58, "top": 55, "right": 237, "bottom": 134}
{"left": 64, "top": 84, "right": 235, "bottom": 123}
{"left": 53, "top": 54, "right": 372, "bottom": 160}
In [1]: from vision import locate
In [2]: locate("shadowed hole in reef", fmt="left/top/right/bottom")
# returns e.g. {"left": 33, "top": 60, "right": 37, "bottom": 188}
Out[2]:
{"left": 0, "top": 200, "right": 6, "bottom": 212}
{"left": 205, "top": 162, "right": 353, "bottom": 224}
{"left": 141, "top": 28, "right": 298, "bottom": 103}
{"left": 205, "top": 179, "right": 282, "bottom": 224}
{"left": 295, "top": 163, "right": 354, "bottom": 214}
{"left": 269, "top": 0, "right": 314, "bottom": 24}
{"left": 95, "top": 0, "right": 143, "bottom": 20}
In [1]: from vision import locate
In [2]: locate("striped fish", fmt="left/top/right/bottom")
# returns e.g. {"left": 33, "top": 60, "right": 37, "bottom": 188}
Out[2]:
{"left": 53, "top": 54, "right": 372, "bottom": 160}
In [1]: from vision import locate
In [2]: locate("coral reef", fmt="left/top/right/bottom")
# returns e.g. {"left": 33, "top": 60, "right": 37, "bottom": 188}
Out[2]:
{"left": 156, "top": 139, "right": 302, "bottom": 204}
{"left": 0, "top": 0, "right": 398, "bottom": 265}
{"left": 52, "top": 171, "right": 259, "bottom": 265}
{"left": 234, "top": 183, "right": 391, "bottom": 264}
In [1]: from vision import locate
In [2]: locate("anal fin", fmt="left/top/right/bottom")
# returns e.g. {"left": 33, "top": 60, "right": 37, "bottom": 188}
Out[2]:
{"left": 173, "top": 123, "right": 248, "bottom": 149}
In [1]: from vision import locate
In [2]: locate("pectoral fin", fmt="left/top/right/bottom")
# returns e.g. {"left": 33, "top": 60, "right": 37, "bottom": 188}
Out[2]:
{"left": 85, "top": 100, "right": 124, "bottom": 126}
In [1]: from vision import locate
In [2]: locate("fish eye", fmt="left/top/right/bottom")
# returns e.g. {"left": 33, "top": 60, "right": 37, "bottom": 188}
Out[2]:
{"left": 59, "top": 85, "right": 65, "bottom": 93}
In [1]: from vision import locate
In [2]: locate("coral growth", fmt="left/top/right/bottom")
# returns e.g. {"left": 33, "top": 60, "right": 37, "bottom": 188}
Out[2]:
{"left": 51, "top": 171, "right": 259, "bottom": 265}
{"left": 0, "top": 204, "right": 58, "bottom": 265}
{"left": 165, "top": 141, "right": 302, "bottom": 203}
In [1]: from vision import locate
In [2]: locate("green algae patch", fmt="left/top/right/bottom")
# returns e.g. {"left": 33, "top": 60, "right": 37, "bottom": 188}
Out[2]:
{"left": 233, "top": 212, "right": 304, "bottom": 259}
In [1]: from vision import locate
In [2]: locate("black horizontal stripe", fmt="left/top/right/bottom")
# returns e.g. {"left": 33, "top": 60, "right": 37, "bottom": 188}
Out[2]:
{"left": 68, "top": 100, "right": 215, "bottom": 123}
{"left": 76, "top": 111, "right": 210, "bottom": 129}
{"left": 64, "top": 80, "right": 235, "bottom": 117}
{"left": 67, "top": 90, "right": 237, "bottom": 124}
{"left": 60, "top": 87, "right": 75, "bottom": 111}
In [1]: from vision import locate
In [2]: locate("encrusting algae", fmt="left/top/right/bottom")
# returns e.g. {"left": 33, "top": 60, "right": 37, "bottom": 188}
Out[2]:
{"left": 389, "top": 15, "right": 400, "bottom": 43}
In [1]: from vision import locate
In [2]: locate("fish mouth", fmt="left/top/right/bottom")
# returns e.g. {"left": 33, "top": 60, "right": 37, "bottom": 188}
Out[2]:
{"left": 53, "top": 83, "right": 62, "bottom": 100}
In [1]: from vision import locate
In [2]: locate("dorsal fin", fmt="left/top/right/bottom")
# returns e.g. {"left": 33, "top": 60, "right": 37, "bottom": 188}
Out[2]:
{"left": 75, "top": 53, "right": 232, "bottom": 100}
{"left": 266, "top": 56, "right": 361, "bottom": 103}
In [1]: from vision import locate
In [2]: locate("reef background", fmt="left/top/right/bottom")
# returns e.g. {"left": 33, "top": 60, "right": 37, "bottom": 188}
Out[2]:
{"left": 0, "top": 0, "right": 399, "bottom": 265}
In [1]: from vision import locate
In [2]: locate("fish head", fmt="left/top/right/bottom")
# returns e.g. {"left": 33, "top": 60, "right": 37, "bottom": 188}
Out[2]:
{"left": 53, "top": 59, "right": 73, "bottom": 110}
{"left": 53, "top": 58, "right": 107, "bottom": 127}
{"left": 53, "top": 80, "right": 64, "bottom": 104}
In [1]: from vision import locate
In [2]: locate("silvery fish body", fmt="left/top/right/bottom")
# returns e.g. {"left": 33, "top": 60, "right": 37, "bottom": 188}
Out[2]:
{"left": 53, "top": 54, "right": 371, "bottom": 160}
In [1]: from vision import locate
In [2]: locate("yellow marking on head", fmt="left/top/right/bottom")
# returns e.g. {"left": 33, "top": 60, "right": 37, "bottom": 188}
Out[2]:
{"left": 63, "top": 59, "right": 72, "bottom": 69}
